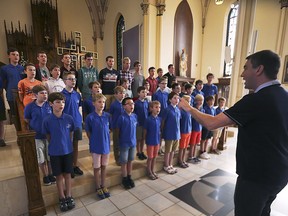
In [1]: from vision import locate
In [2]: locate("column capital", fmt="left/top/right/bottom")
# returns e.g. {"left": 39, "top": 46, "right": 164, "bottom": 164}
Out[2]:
{"left": 141, "top": 2, "right": 150, "bottom": 15}
{"left": 280, "top": 0, "right": 288, "bottom": 9}
{"left": 156, "top": 3, "right": 166, "bottom": 16}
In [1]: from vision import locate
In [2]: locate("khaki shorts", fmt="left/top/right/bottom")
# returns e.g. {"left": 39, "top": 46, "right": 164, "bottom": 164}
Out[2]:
{"left": 92, "top": 153, "right": 109, "bottom": 168}
{"left": 35, "top": 139, "right": 50, "bottom": 164}
{"left": 212, "top": 128, "right": 223, "bottom": 139}
{"left": 164, "top": 140, "right": 179, "bottom": 153}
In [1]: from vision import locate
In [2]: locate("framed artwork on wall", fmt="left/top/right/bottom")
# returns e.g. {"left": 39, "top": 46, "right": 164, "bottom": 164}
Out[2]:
{"left": 282, "top": 55, "right": 288, "bottom": 84}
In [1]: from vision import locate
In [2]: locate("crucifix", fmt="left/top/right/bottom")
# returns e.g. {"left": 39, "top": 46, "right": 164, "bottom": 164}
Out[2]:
{"left": 57, "top": 31, "right": 98, "bottom": 70}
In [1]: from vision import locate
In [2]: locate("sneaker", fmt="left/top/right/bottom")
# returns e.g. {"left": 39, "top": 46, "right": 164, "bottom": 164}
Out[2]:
{"left": 101, "top": 186, "right": 110, "bottom": 198}
{"left": 199, "top": 152, "right": 210, "bottom": 160}
{"left": 137, "top": 152, "right": 144, "bottom": 160}
{"left": 127, "top": 175, "right": 135, "bottom": 188}
{"left": 48, "top": 175, "right": 56, "bottom": 184}
{"left": 183, "top": 161, "right": 189, "bottom": 167}
{"left": 122, "top": 177, "right": 131, "bottom": 189}
{"left": 96, "top": 188, "right": 105, "bottom": 199}
{"left": 66, "top": 196, "right": 75, "bottom": 210}
{"left": 73, "top": 166, "right": 83, "bottom": 175}
{"left": 191, "top": 157, "right": 201, "bottom": 164}
{"left": 163, "top": 166, "right": 175, "bottom": 174}
{"left": 43, "top": 176, "right": 51, "bottom": 186}
{"left": 170, "top": 166, "right": 178, "bottom": 173}
{"left": 59, "top": 198, "right": 68, "bottom": 212}
{"left": 0, "top": 139, "right": 6, "bottom": 147}
{"left": 141, "top": 152, "right": 147, "bottom": 159}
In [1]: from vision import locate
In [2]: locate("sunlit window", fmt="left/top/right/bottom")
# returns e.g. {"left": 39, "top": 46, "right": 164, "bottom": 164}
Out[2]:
{"left": 224, "top": 4, "right": 239, "bottom": 77}
{"left": 116, "top": 15, "right": 125, "bottom": 71}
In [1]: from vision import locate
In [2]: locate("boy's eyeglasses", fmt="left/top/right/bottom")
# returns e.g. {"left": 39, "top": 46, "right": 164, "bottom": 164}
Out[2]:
{"left": 65, "top": 78, "right": 77, "bottom": 81}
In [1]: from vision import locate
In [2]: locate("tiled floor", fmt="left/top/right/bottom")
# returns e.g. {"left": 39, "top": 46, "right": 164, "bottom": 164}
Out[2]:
{"left": 1, "top": 125, "right": 288, "bottom": 216}
{"left": 40, "top": 127, "right": 288, "bottom": 216}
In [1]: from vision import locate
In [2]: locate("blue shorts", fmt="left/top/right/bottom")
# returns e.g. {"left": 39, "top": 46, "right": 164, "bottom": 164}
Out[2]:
{"left": 119, "top": 146, "right": 136, "bottom": 164}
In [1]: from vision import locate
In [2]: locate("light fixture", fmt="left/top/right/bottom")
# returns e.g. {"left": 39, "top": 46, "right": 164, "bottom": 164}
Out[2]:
{"left": 215, "top": 0, "right": 224, "bottom": 5}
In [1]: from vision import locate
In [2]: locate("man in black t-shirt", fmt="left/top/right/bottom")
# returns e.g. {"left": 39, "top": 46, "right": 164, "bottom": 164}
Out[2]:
{"left": 179, "top": 50, "right": 288, "bottom": 216}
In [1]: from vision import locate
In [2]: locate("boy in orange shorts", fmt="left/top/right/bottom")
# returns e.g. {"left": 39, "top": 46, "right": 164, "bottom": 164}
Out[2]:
{"left": 143, "top": 101, "right": 161, "bottom": 180}
{"left": 178, "top": 95, "right": 192, "bottom": 168}
{"left": 188, "top": 94, "right": 205, "bottom": 164}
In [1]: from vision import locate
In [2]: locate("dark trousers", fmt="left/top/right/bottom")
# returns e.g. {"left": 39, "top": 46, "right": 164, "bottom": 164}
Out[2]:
{"left": 234, "top": 176, "right": 287, "bottom": 216}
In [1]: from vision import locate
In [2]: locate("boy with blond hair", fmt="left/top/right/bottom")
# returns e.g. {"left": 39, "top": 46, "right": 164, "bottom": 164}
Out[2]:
{"left": 162, "top": 92, "right": 181, "bottom": 174}
{"left": 144, "top": 101, "right": 161, "bottom": 180}
{"left": 85, "top": 93, "right": 111, "bottom": 199}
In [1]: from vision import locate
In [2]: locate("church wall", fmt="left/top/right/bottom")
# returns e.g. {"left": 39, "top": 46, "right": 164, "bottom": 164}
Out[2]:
{"left": 0, "top": 0, "right": 32, "bottom": 64}
{"left": 161, "top": 0, "right": 203, "bottom": 79}
{"left": 200, "top": 0, "right": 234, "bottom": 82}
{"left": 253, "top": 0, "right": 280, "bottom": 52}
{"left": 101, "top": 0, "right": 143, "bottom": 71}
{"left": 0, "top": 0, "right": 95, "bottom": 68}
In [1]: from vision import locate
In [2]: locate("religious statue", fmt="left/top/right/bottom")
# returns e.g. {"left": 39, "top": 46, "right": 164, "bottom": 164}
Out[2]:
{"left": 179, "top": 48, "right": 188, "bottom": 77}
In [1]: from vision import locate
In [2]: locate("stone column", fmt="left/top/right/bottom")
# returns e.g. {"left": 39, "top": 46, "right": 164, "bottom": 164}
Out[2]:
{"left": 141, "top": 1, "right": 150, "bottom": 76}
{"left": 155, "top": 0, "right": 166, "bottom": 68}
{"left": 228, "top": 0, "right": 257, "bottom": 107}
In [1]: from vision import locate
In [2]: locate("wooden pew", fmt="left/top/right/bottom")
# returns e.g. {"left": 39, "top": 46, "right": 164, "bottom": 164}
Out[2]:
{"left": 12, "top": 89, "right": 46, "bottom": 216}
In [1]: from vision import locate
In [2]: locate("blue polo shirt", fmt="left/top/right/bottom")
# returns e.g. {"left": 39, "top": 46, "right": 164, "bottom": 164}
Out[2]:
{"left": 110, "top": 99, "right": 124, "bottom": 129}
{"left": 192, "top": 89, "right": 205, "bottom": 97}
{"left": 216, "top": 107, "right": 225, "bottom": 115}
{"left": 203, "top": 105, "right": 216, "bottom": 116}
{"left": 202, "top": 83, "right": 218, "bottom": 98}
{"left": 0, "top": 64, "right": 25, "bottom": 101}
{"left": 144, "top": 115, "right": 161, "bottom": 146}
{"left": 24, "top": 101, "right": 52, "bottom": 139}
{"left": 61, "top": 88, "right": 82, "bottom": 128}
{"left": 85, "top": 111, "right": 111, "bottom": 154}
{"left": 0, "top": 78, "right": 4, "bottom": 111}
{"left": 180, "top": 109, "right": 192, "bottom": 134}
{"left": 42, "top": 113, "right": 75, "bottom": 156}
{"left": 117, "top": 112, "right": 137, "bottom": 148}
{"left": 83, "top": 95, "right": 95, "bottom": 116}
{"left": 134, "top": 99, "right": 149, "bottom": 126}
{"left": 162, "top": 105, "right": 181, "bottom": 140}
{"left": 152, "top": 90, "right": 169, "bottom": 117}
{"left": 192, "top": 107, "right": 205, "bottom": 132}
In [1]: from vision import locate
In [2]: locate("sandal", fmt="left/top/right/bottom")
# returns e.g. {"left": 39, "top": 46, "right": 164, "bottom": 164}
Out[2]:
{"left": 152, "top": 172, "right": 158, "bottom": 179}
{"left": 148, "top": 173, "right": 157, "bottom": 180}
{"left": 178, "top": 162, "right": 187, "bottom": 168}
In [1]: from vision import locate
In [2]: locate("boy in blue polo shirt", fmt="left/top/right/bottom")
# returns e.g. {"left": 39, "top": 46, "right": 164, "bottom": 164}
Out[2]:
{"left": 192, "top": 80, "right": 205, "bottom": 97}
{"left": 134, "top": 86, "right": 149, "bottom": 160}
{"left": 200, "top": 95, "right": 216, "bottom": 160}
{"left": 117, "top": 97, "right": 138, "bottom": 189}
{"left": 152, "top": 77, "right": 169, "bottom": 117}
{"left": 110, "top": 86, "right": 126, "bottom": 165}
{"left": 143, "top": 101, "right": 161, "bottom": 180}
{"left": 24, "top": 85, "right": 55, "bottom": 186}
{"left": 178, "top": 95, "right": 192, "bottom": 168}
{"left": 85, "top": 93, "right": 111, "bottom": 199}
{"left": 162, "top": 92, "right": 181, "bottom": 174}
{"left": 42, "top": 92, "right": 75, "bottom": 212}
{"left": 185, "top": 83, "right": 195, "bottom": 106}
{"left": 62, "top": 71, "right": 83, "bottom": 177}
{"left": 82, "top": 81, "right": 102, "bottom": 121}
{"left": 188, "top": 94, "right": 205, "bottom": 164}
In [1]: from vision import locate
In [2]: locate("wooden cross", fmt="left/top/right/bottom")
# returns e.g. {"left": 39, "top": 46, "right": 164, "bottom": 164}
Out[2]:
{"left": 57, "top": 31, "right": 98, "bottom": 69}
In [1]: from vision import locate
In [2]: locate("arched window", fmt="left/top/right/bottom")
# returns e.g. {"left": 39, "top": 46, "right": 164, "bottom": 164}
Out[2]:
{"left": 116, "top": 15, "right": 125, "bottom": 71}
{"left": 224, "top": 3, "right": 239, "bottom": 77}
